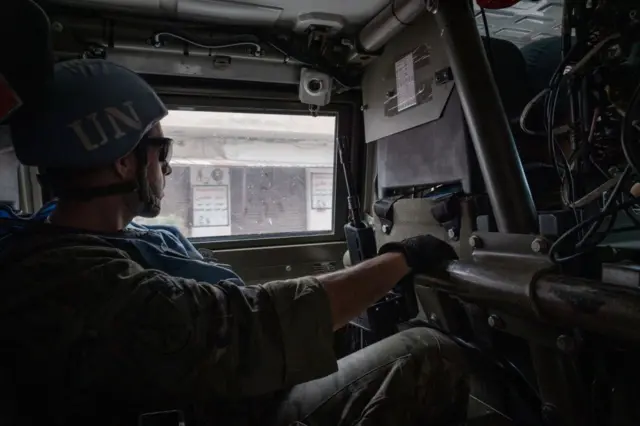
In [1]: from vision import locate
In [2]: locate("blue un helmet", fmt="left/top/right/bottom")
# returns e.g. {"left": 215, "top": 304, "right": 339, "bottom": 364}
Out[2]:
{"left": 10, "top": 59, "right": 169, "bottom": 216}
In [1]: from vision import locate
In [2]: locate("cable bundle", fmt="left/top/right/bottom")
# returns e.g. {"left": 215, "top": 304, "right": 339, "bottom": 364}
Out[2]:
{"left": 519, "top": 15, "right": 640, "bottom": 263}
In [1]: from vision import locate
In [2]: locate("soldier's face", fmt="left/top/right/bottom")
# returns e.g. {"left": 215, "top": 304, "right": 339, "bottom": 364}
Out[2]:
{"left": 144, "top": 123, "right": 170, "bottom": 201}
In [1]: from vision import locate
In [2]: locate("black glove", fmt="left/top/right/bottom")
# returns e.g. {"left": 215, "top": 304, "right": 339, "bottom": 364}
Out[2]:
{"left": 378, "top": 234, "right": 458, "bottom": 274}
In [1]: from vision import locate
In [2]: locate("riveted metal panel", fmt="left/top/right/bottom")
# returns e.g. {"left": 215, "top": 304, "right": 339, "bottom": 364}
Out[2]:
{"left": 361, "top": 12, "right": 454, "bottom": 143}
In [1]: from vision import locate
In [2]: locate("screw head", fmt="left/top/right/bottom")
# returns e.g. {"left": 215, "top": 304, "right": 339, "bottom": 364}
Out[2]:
{"left": 51, "top": 21, "right": 64, "bottom": 33}
{"left": 382, "top": 224, "right": 390, "bottom": 234}
{"left": 488, "top": 314, "right": 505, "bottom": 329}
{"left": 556, "top": 334, "right": 576, "bottom": 353}
{"left": 341, "top": 38, "right": 354, "bottom": 47}
{"left": 447, "top": 228, "right": 457, "bottom": 240}
{"left": 531, "top": 237, "right": 549, "bottom": 254}
{"left": 469, "top": 235, "right": 483, "bottom": 249}
{"left": 541, "top": 403, "right": 559, "bottom": 425}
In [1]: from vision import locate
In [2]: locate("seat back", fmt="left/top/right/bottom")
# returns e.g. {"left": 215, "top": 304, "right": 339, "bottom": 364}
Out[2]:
{"left": 376, "top": 37, "right": 537, "bottom": 195}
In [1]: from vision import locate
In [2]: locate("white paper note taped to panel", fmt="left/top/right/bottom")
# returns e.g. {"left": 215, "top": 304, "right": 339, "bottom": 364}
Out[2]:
{"left": 395, "top": 53, "right": 417, "bottom": 112}
{"left": 192, "top": 185, "right": 230, "bottom": 227}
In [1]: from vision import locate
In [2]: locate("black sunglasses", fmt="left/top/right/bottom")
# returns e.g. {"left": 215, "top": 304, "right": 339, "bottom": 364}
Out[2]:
{"left": 139, "top": 136, "right": 173, "bottom": 175}
{"left": 141, "top": 136, "right": 173, "bottom": 162}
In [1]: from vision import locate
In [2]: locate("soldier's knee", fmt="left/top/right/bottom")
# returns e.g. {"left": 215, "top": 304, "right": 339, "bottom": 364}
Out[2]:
{"left": 394, "top": 327, "right": 467, "bottom": 366}
{"left": 386, "top": 327, "right": 470, "bottom": 424}
{"left": 398, "top": 327, "right": 470, "bottom": 391}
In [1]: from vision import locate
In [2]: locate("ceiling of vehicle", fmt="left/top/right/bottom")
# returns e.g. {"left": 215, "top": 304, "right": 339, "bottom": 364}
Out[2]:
{"left": 475, "top": 0, "right": 564, "bottom": 47}
{"left": 236, "top": 0, "right": 389, "bottom": 26}
{"left": 48, "top": 0, "right": 389, "bottom": 30}
{"left": 50, "top": 0, "right": 564, "bottom": 44}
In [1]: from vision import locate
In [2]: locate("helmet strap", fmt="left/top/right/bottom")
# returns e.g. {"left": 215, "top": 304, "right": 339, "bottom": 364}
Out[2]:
{"left": 37, "top": 144, "right": 162, "bottom": 217}
{"left": 133, "top": 144, "right": 161, "bottom": 218}
{"left": 37, "top": 175, "right": 138, "bottom": 201}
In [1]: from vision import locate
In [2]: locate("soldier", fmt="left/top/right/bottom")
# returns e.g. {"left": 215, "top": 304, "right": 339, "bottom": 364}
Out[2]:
{"left": 1, "top": 57, "right": 469, "bottom": 426}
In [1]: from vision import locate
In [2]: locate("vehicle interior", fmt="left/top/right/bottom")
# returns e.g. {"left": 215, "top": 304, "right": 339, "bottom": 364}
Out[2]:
{"left": 2, "top": 0, "right": 640, "bottom": 425}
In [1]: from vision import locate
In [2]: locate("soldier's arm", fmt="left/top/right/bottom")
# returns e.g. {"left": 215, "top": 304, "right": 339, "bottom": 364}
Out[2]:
{"left": 321, "top": 252, "right": 409, "bottom": 329}
{"left": 102, "top": 249, "right": 409, "bottom": 399}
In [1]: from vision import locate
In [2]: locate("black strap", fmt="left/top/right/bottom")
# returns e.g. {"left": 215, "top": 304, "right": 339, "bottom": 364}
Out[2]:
{"left": 50, "top": 181, "right": 138, "bottom": 201}
{"left": 374, "top": 198, "right": 396, "bottom": 234}
{"left": 430, "top": 195, "right": 462, "bottom": 240}
{"left": 430, "top": 195, "right": 460, "bottom": 223}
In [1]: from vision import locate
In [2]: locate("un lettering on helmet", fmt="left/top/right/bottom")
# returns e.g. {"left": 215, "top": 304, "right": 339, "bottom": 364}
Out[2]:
{"left": 68, "top": 101, "right": 143, "bottom": 152}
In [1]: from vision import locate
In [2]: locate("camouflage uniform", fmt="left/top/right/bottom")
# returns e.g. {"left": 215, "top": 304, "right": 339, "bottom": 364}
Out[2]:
{"left": 0, "top": 231, "right": 469, "bottom": 425}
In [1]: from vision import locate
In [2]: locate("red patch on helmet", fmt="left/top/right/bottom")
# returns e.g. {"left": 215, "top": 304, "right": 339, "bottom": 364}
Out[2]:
{"left": 0, "top": 73, "right": 22, "bottom": 122}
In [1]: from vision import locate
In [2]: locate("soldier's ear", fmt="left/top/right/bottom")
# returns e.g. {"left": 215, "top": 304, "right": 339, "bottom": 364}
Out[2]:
{"left": 113, "top": 152, "right": 137, "bottom": 180}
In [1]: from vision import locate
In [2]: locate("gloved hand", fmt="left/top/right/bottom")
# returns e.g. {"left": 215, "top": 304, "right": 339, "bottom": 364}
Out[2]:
{"left": 378, "top": 234, "right": 458, "bottom": 274}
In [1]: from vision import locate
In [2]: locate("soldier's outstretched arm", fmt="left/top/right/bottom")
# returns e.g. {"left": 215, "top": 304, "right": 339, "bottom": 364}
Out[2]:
{"left": 99, "top": 235, "right": 456, "bottom": 400}
{"left": 322, "top": 251, "right": 409, "bottom": 330}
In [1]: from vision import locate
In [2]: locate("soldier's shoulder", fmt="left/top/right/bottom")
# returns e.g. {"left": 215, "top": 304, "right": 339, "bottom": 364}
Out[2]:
{"left": 0, "top": 230, "right": 135, "bottom": 276}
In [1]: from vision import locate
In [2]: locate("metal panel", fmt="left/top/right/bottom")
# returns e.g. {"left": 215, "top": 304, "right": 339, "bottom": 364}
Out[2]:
{"left": 212, "top": 241, "right": 345, "bottom": 284}
{"left": 106, "top": 48, "right": 300, "bottom": 85}
{"left": 361, "top": 12, "right": 454, "bottom": 143}
{"left": 375, "top": 90, "right": 479, "bottom": 193}
{"left": 371, "top": 198, "right": 475, "bottom": 261}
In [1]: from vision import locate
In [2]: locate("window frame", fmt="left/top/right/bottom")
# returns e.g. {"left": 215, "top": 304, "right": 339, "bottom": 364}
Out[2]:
{"left": 158, "top": 94, "right": 354, "bottom": 250}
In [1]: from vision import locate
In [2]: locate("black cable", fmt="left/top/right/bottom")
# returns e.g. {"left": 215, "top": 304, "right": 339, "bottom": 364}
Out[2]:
{"left": 543, "top": 42, "right": 591, "bottom": 222}
{"left": 548, "top": 81, "right": 579, "bottom": 221}
{"left": 549, "top": 171, "right": 637, "bottom": 263}
{"left": 576, "top": 166, "right": 630, "bottom": 248}
{"left": 576, "top": 210, "right": 618, "bottom": 251}
{"left": 546, "top": 62, "right": 566, "bottom": 173}
{"left": 520, "top": 88, "right": 550, "bottom": 136}
{"left": 589, "top": 155, "right": 610, "bottom": 179}
{"left": 151, "top": 32, "right": 262, "bottom": 53}
{"left": 550, "top": 65, "right": 640, "bottom": 263}
{"left": 550, "top": 211, "right": 613, "bottom": 263}
{"left": 409, "top": 319, "right": 542, "bottom": 401}
{"left": 152, "top": 30, "right": 359, "bottom": 91}
{"left": 543, "top": 42, "right": 581, "bottom": 132}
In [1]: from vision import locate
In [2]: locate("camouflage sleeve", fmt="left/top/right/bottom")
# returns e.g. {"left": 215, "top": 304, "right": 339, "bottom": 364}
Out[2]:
{"left": 108, "top": 254, "right": 338, "bottom": 398}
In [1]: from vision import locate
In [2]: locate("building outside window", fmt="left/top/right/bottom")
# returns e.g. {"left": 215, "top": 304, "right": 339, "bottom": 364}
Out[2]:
{"left": 135, "top": 110, "right": 337, "bottom": 239}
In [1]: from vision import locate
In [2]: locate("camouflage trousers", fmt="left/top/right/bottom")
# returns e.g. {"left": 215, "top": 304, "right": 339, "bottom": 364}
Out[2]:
{"left": 270, "top": 327, "right": 470, "bottom": 426}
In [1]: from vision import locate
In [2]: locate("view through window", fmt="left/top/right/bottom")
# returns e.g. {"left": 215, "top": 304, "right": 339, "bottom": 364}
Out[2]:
{"left": 134, "top": 110, "right": 337, "bottom": 238}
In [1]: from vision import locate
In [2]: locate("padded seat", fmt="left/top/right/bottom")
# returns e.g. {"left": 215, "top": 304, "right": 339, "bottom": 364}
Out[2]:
{"left": 482, "top": 37, "right": 535, "bottom": 125}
